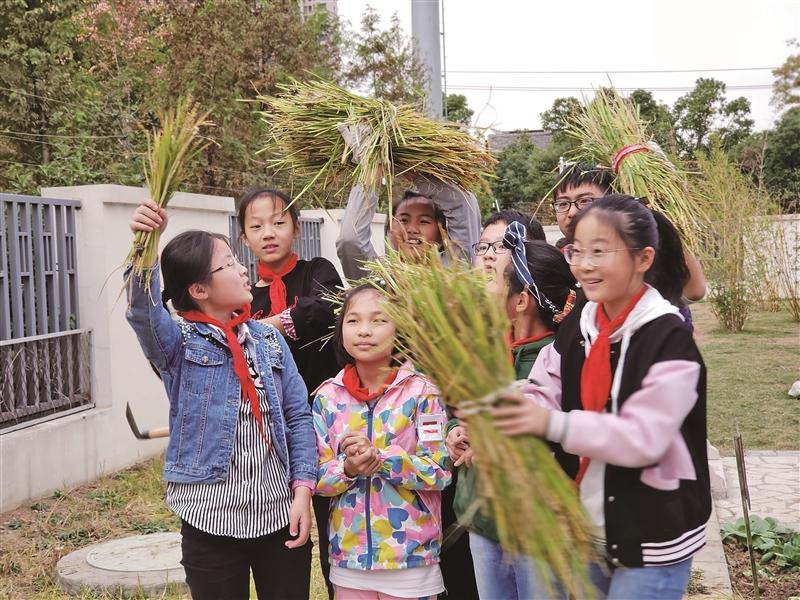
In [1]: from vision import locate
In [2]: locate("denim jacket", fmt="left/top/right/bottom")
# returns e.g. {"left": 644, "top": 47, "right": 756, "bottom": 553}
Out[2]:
{"left": 125, "top": 264, "right": 317, "bottom": 485}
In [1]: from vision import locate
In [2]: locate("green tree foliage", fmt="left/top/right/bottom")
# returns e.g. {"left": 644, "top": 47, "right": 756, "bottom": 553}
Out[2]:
{"left": 490, "top": 133, "right": 569, "bottom": 221}
{"left": 629, "top": 89, "right": 677, "bottom": 154}
{"left": 764, "top": 107, "right": 800, "bottom": 212}
{"left": 0, "top": 0, "right": 345, "bottom": 196}
{"left": 343, "top": 7, "right": 427, "bottom": 106}
{"left": 771, "top": 39, "right": 800, "bottom": 109}
{"left": 444, "top": 93, "right": 473, "bottom": 125}
{"left": 540, "top": 97, "right": 582, "bottom": 142}
{"left": 672, "top": 78, "right": 753, "bottom": 158}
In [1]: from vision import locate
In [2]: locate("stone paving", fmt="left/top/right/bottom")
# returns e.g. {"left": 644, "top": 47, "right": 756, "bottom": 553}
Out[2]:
{"left": 715, "top": 450, "right": 800, "bottom": 530}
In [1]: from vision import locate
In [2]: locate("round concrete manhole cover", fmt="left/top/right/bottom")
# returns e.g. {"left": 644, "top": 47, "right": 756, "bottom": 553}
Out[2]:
{"left": 86, "top": 533, "right": 182, "bottom": 572}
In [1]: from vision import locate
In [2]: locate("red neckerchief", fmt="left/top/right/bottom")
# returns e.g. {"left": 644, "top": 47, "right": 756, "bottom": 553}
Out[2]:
{"left": 178, "top": 305, "right": 268, "bottom": 446}
{"left": 256, "top": 253, "right": 298, "bottom": 317}
{"left": 342, "top": 364, "right": 399, "bottom": 402}
{"left": 507, "top": 330, "right": 554, "bottom": 364}
{"left": 575, "top": 286, "right": 647, "bottom": 484}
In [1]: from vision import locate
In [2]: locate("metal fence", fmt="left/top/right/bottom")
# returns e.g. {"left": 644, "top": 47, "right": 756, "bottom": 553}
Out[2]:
{"left": 228, "top": 214, "right": 324, "bottom": 283}
{"left": 1, "top": 194, "right": 92, "bottom": 431}
{"left": 0, "top": 329, "right": 92, "bottom": 431}
{"left": 1, "top": 194, "right": 80, "bottom": 340}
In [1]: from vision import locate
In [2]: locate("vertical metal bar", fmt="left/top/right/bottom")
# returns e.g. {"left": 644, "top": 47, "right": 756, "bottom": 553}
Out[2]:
{"left": 20, "top": 203, "right": 36, "bottom": 337}
{"left": 0, "top": 201, "right": 10, "bottom": 340}
{"left": 65, "top": 206, "right": 79, "bottom": 329}
{"left": 55, "top": 205, "right": 70, "bottom": 330}
{"left": 9, "top": 201, "right": 25, "bottom": 339}
{"left": 32, "top": 203, "right": 48, "bottom": 335}
{"left": 42, "top": 204, "right": 57, "bottom": 333}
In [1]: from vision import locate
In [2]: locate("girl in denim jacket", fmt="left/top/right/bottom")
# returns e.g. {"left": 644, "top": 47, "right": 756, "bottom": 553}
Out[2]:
{"left": 126, "top": 200, "right": 317, "bottom": 600}
{"left": 312, "top": 284, "right": 451, "bottom": 600}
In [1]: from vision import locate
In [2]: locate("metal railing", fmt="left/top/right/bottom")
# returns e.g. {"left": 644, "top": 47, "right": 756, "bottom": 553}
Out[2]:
{"left": 228, "top": 214, "right": 324, "bottom": 283}
{"left": 1, "top": 194, "right": 81, "bottom": 341}
{"left": 0, "top": 329, "right": 93, "bottom": 431}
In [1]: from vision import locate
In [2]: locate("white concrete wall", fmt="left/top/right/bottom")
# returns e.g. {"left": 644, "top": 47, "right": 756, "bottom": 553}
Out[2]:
{"left": 0, "top": 185, "right": 234, "bottom": 513}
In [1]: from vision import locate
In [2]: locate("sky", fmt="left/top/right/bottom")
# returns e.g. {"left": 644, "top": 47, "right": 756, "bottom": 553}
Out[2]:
{"left": 336, "top": 0, "right": 799, "bottom": 134}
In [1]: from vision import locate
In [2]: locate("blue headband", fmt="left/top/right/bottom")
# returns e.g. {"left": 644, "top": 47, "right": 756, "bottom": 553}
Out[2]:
{"left": 502, "top": 221, "right": 560, "bottom": 316}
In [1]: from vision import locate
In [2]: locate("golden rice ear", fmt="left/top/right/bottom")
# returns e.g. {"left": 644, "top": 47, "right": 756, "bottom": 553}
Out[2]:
{"left": 255, "top": 77, "right": 496, "bottom": 215}
{"left": 564, "top": 87, "right": 709, "bottom": 255}
{"left": 361, "top": 252, "right": 595, "bottom": 597}
{"left": 124, "top": 96, "right": 213, "bottom": 296}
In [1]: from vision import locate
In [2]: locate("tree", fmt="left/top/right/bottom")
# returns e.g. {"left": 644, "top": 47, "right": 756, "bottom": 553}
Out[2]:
{"left": 629, "top": 89, "right": 677, "bottom": 154}
{"left": 343, "top": 7, "right": 427, "bottom": 106}
{"left": 540, "top": 97, "right": 582, "bottom": 141}
{"left": 764, "top": 107, "right": 800, "bottom": 212}
{"left": 444, "top": 93, "right": 473, "bottom": 125}
{"left": 672, "top": 78, "right": 753, "bottom": 158}
{"left": 771, "top": 39, "right": 800, "bottom": 109}
{"left": 0, "top": 0, "right": 85, "bottom": 170}
{"left": 490, "top": 133, "right": 569, "bottom": 219}
{"left": 0, "top": 0, "right": 346, "bottom": 195}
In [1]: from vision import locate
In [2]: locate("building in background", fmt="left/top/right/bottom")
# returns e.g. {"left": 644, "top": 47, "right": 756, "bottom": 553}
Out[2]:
{"left": 299, "top": 0, "right": 337, "bottom": 18}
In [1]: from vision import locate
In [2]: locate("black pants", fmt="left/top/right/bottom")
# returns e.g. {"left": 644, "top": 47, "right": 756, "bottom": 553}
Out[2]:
{"left": 180, "top": 520, "right": 311, "bottom": 600}
{"left": 312, "top": 493, "right": 334, "bottom": 600}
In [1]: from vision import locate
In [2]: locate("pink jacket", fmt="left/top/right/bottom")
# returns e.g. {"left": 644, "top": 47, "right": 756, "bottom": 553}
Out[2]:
{"left": 312, "top": 362, "right": 451, "bottom": 570}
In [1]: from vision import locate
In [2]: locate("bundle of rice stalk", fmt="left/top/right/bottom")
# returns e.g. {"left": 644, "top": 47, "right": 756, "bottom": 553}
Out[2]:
{"left": 565, "top": 88, "right": 708, "bottom": 253}
{"left": 256, "top": 78, "right": 495, "bottom": 206}
{"left": 364, "top": 250, "right": 594, "bottom": 596}
{"left": 125, "top": 96, "right": 211, "bottom": 290}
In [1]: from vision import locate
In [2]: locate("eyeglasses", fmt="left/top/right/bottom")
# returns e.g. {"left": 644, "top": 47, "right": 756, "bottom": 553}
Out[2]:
{"left": 472, "top": 240, "right": 509, "bottom": 256}
{"left": 561, "top": 244, "right": 640, "bottom": 268}
{"left": 209, "top": 255, "right": 242, "bottom": 275}
{"left": 552, "top": 197, "right": 596, "bottom": 214}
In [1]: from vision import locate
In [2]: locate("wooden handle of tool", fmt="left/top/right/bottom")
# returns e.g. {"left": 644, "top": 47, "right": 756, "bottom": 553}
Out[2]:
{"left": 146, "top": 427, "right": 170, "bottom": 439}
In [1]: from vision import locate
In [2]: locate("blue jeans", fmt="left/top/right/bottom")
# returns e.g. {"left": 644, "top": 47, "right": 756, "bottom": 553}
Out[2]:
{"left": 527, "top": 556, "right": 694, "bottom": 599}
{"left": 588, "top": 557, "right": 693, "bottom": 599}
{"left": 468, "top": 532, "right": 536, "bottom": 600}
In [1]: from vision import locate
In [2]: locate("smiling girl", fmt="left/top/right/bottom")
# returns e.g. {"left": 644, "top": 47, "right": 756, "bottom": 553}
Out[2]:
{"left": 492, "top": 196, "right": 711, "bottom": 599}
{"left": 312, "top": 284, "right": 451, "bottom": 600}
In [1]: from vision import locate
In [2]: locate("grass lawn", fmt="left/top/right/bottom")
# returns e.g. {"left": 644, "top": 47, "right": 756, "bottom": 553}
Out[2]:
{"left": 692, "top": 302, "right": 800, "bottom": 455}
{"left": 1, "top": 303, "right": 796, "bottom": 598}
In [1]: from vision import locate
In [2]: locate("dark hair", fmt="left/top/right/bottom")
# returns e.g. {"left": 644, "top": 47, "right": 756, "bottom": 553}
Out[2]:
{"left": 161, "top": 230, "right": 230, "bottom": 312}
{"left": 237, "top": 187, "right": 299, "bottom": 233}
{"left": 505, "top": 240, "right": 577, "bottom": 329}
{"left": 553, "top": 161, "right": 615, "bottom": 198}
{"left": 388, "top": 190, "right": 448, "bottom": 249}
{"left": 483, "top": 210, "right": 546, "bottom": 241}
{"left": 568, "top": 195, "right": 689, "bottom": 306}
{"left": 334, "top": 283, "right": 400, "bottom": 367}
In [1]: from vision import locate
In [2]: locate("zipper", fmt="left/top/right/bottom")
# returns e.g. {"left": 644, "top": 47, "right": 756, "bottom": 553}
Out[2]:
{"left": 364, "top": 400, "right": 377, "bottom": 569}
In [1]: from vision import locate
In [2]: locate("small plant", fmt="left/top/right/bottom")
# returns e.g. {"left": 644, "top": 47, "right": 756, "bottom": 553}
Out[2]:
{"left": 722, "top": 515, "right": 800, "bottom": 572}
{"left": 30, "top": 502, "right": 49, "bottom": 512}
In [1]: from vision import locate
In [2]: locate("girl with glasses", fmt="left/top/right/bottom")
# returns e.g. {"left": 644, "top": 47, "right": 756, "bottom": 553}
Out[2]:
{"left": 492, "top": 196, "right": 711, "bottom": 599}
{"left": 447, "top": 221, "right": 576, "bottom": 600}
{"left": 126, "top": 200, "right": 317, "bottom": 600}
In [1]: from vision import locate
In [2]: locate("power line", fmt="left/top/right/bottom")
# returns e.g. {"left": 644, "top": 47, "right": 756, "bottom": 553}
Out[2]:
{"left": 448, "top": 84, "right": 774, "bottom": 92}
{"left": 447, "top": 66, "right": 778, "bottom": 75}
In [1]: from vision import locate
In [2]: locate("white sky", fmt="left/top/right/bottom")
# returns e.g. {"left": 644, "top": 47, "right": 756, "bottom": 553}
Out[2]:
{"left": 337, "top": 0, "right": 799, "bottom": 133}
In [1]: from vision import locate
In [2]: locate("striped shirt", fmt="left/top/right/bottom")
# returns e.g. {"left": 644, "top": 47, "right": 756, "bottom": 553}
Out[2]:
{"left": 166, "top": 326, "right": 292, "bottom": 538}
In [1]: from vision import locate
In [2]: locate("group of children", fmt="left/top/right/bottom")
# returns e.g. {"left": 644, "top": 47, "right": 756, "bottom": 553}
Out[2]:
{"left": 125, "top": 163, "right": 712, "bottom": 599}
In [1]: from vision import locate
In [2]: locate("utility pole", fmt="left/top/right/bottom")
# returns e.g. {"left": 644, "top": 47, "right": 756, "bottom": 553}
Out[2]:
{"left": 411, "top": 0, "right": 443, "bottom": 120}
